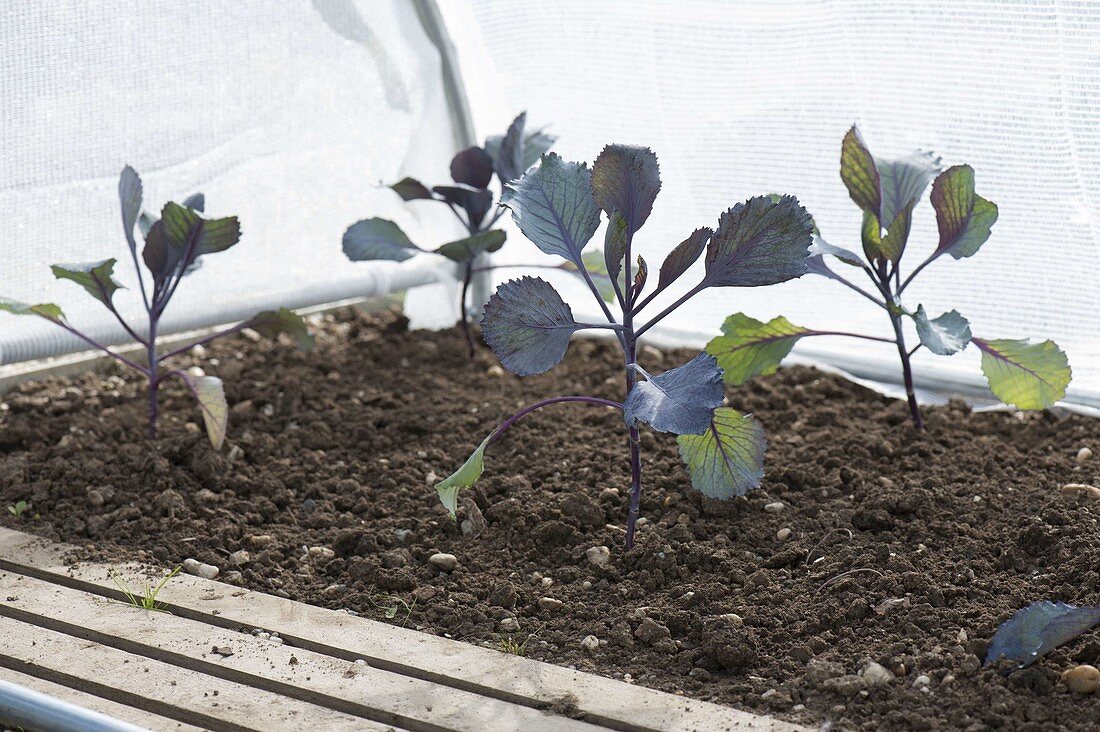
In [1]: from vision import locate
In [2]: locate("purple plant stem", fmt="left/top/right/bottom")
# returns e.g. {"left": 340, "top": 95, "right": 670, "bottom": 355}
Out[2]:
{"left": 486, "top": 396, "right": 622, "bottom": 447}
{"left": 146, "top": 317, "right": 160, "bottom": 439}
{"left": 460, "top": 260, "right": 475, "bottom": 357}
{"left": 889, "top": 310, "right": 924, "bottom": 430}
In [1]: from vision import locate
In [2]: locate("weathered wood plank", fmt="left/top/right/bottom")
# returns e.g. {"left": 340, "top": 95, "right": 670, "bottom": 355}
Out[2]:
{"left": 0, "top": 666, "right": 205, "bottom": 732}
{"left": 0, "top": 615, "right": 396, "bottom": 732}
{"left": 0, "top": 570, "right": 599, "bottom": 732}
{"left": 0, "top": 528, "right": 809, "bottom": 732}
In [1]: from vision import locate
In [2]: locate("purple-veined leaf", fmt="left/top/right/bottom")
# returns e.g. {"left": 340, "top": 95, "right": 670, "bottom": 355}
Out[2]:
{"left": 604, "top": 212, "right": 628, "bottom": 283}
{"left": 160, "top": 202, "right": 241, "bottom": 264}
{"left": 190, "top": 375, "right": 228, "bottom": 450}
{"left": 436, "top": 230, "right": 506, "bottom": 263}
{"left": 986, "top": 601, "right": 1100, "bottom": 667}
{"left": 501, "top": 153, "right": 601, "bottom": 267}
{"left": 810, "top": 235, "right": 864, "bottom": 268}
{"left": 912, "top": 305, "right": 971, "bottom": 356}
{"left": 702, "top": 195, "right": 813, "bottom": 288}
{"left": 677, "top": 408, "right": 766, "bottom": 499}
{"left": 624, "top": 353, "right": 724, "bottom": 435}
{"left": 591, "top": 144, "right": 661, "bottom": 236}
{"left": 51, "top": 259, "right": 123, "bottom": 308}
{"left": 840, "top": 126, "right": 880, "bottom": 215}
{"left": 706, "top": 313, "right": 810, "bottom": 386}
{"left": 342, "top": 218, "right": 418, "bottom": 262}
{"left": 877, "top": 151, "right": 940, "bottom": 237}
{"left": 657, "top": 227, "right": 711, "bottom": 291}
{"left": 931, "top": 164, "right": 999, "bottom": 260}
{"left": 142, "top": 219, "right": 172, "bottom": 283}
{"left": 877, "top": 200, "right": 915, "bottom": 263}
{"left": 632, "top": 255, "right": 648, "bottom": 297}
{"left": 250, "top": 307, "right": 314, "bottom": 352}
{"left": 973, "top": 337, "right": 1071, "bottom": 410}
{"left": 433, "top": 185, "right": 493, "bottom": 229}
{"left": 119, "top": 166, "right": 143, "bottom": 258}
{"left": 389, "top": 177, "right": 433, "bottom": 201}
{"left": 0, "top": 298, "right": 64, "bottom": 320}
{"left": 481, "top": 276, "right": 580, "bottom": 376}
{"left": 450, "top": 146, "right": 495, "bottom": 189}
{"left": 860, "top": 210, "right": 883, "bottom": 263}
{"left": 182, "top": 193, "right": 205, "bottom": 212}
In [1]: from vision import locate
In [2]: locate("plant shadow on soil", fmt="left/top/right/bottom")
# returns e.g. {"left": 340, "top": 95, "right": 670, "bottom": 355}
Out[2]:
{"left": 1, "top": 307, "right": 1099, "bottom": 731}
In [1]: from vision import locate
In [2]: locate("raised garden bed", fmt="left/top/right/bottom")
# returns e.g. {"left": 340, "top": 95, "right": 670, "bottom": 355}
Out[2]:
{"left": 1, "top": 306, "right": 1098, "bottom": 731}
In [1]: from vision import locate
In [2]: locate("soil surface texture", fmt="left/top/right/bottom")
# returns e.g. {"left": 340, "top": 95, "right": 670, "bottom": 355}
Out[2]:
{"left": 2, "top": 307, "right": 1099, "bottom": 731}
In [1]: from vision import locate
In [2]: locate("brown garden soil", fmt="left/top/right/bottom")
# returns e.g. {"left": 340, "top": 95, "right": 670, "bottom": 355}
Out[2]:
{"left": 1, "top": 306, "right": 1099, "bottom": 731}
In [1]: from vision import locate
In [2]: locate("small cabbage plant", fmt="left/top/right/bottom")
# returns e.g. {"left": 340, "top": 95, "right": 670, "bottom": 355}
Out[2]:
{"left": 708, "top": 127, "right": 1071, "bottom": 429}
{"left": 0, "top": 167, "right": 312, "bottom": 448}
{"left": 343, "top": 111, "right": 556, "bottom": 355}
{"left": 986, "top": 601, "right": 1100, "bottom": 668}
{"left": 433, "top": 146, "right": 814, "bottom": 549}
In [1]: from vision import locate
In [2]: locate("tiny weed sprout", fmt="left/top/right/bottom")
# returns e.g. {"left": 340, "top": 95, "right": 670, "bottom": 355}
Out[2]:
{"left": 0, "top": 167, "right": 313, "bottom": 448}
{"left": 434, "top": 146, "right": 814, "bottom": 549}
{"left": 6, "top": 500, "right": 28, "bottom": 518}
{"left": 708, "top": 127, "right": 1071, "bottom": 429}
{"left": 343, "top": 111, "right": 557, "bottom": 356}
{"left": 112, "top": 565, "right": 182, "bottom": 613}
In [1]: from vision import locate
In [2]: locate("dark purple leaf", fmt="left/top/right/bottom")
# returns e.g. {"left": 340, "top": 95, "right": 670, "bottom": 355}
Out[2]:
{"left": 494, "top": 111, "right": 527, "bottom": 184}
{"left": 931, "top": 165, "right": 999, "bottom": 260}
{"left": 435, "top": 230, "right": 506, "bottom": 263}
{"left": 591, "top": 144, "right": 661, "bottom": 237}
{"left": 702, "top": 195, "right": 813, "bottom": 288}
{"left": 624, "top": 353, "right": 724, "bottom": 435}
{"left": 390, "top": 177, "right": 433, "bottom": 201}
{"left": 603, "top": 212, "right": 628, "bottom": 283}
{"left": 658, "top": 227, "right": 711, "bottom": 291}
{"left": 500, "top": 153, "right": 601, "bottom": 267}
{"left": 119, "top": 166, "right": 143, "bottom": 258}
{"left": 342, "top": 218, "right": 418, "bottom": 262}
{"left": 51, "top": 259, "right": 123, "bottom": 308}
{"left": 986, "top": 601, "right": 1100, "bottom": 667}
{"left": 250, "top": 307, "right": 314, "bottom": 352}
{"left": 450, "top": 146, "right": 494, "bottom": 189}
{"left": 481, "top": 276, "right": 579, "bottom": 376}
{"left": 142, "top": 220, "right": 171, "bottom": 282}
{"left": 433, "top": 185, "right": 493, "bottom": 229}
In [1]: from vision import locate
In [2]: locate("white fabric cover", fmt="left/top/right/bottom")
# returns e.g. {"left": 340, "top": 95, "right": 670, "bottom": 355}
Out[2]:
{"left": 0, "top": 0, "right": 466, "bottom": 364}
{"left": 441, "top": 0, "right": 1100, "bottom": 408}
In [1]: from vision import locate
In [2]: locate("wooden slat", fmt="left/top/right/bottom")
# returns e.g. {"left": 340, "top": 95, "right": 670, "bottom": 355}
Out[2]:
{"left": 0, "top": 570, "right": 598, "bottom": 732}
{"left": 0, "top": 666, "right": 205, "bottom": 732}
{"left": 0, "top": 528, "right": 808, "bottom": 732}
{"left": 0, "top": 615, "right": 392, "bottom": 732}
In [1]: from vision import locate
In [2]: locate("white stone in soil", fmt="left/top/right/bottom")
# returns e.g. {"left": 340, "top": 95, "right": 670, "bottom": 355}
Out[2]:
{"left": 182, "top": 558, "right": 219, "bottom": 580}
{"left": 764, "top": 501, "right": 785, "bottom": 513}
{"left": 581, "top": 635, "right": 600, "bottom": 653}
{"left": 429, "top": 553, "right": 458, "bottom": 571}
{"left": 1063, "top": 665, "right": 1100, "bottom": 694}
{"left": 1077, "top": 447, "right": 1093, "bottom": 464}
{"left": 861, "top": 661, "right": 894, "bottom": 688}
{"left": 537, "top": 597, "right": 563, "bottom": 612}
{"left": 776, "top": 528, "right": 792, "bottom": 541}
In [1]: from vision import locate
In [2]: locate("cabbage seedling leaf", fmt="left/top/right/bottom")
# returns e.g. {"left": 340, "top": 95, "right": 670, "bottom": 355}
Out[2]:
{"left": 250, "top": 307, "right": 314, "bottom": 352}
{"left": 913, "top": 306, "right": 971, "bottom": 356}
{"left": 633, "top": 255, "right": 648, "bottom": 295}
{"left": 702, "top": 195, "right": 813, "bottom": 288}
{"left": 677, "top": 408, "right": 766, "bottom": 499}
{"left": 591, "top": 144, "right": 661, "bottom": 237}
{"left": 432, "top": 185, "right": 493, "bottom": 229}
{"left": 810, "top": 235, "right": 864, "bottom": 268}
{"left": 974, "top": 338, "right": 1070, "bottom": 410}
{"left": 450, "top": 146, "right": 494, "bottom": 189}
{"left": 707, "top": 313, "right": 810, "bottom": 385}
{"left": 624, "top": 353, "right": 724, "bottom": 435}
{"left": 501, "top": 153, "right": 601, "bottom": 267}
{"left": 521, "top": 129, "right": 556, "bottom": 170}
{"left": 119, "top": 166, "right": 143, "bottom": 258}
{"left": 182, "top": 193, "right": 205, "bottom": 212}
{"left": 435, "top": 434, "right": 492, "bottom": 517}
{"left": 51, "top": 259, "right": 123, "bottom": 308}
{"left": 931, "top": 164, "right": 999, "bottom": 260}
{"left": 603, "top": 212, "right": 628, "bottom": 283}
{"left": 657, "top": 227, "right": 711, "bottom": 291}
{"left": 191, "top": 375, "right": 228, "bottom": 450}
{"left": 0, "top": 298, "right": 64, "bottom": 320}
{"left": 161, "top": 202, "right": 240, "bottom": 260}
{"left": 436, "top": 230, "right": 506, "bottom": 263}
{"left": 876, "top": 150, "right": 940, "bottom": 242}
{"left": 482, "top": 276, "right": 580, "bottom": 376}
{"left": 390, "top": 177, "right": 433, "bottom": 201}
{"left": 342, "top": 218, "right": 418, "bottom": 262}
{"left": 840, "top": 126, "right": 881, "bottom": 215}
{"left": 986, "top": 601, "right": 1100, "bottom": 667}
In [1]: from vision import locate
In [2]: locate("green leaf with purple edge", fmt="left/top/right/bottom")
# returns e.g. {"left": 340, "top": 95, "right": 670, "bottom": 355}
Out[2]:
{"left": 481, "top": 276, "right": 580, "bottom": 376}
{"left": 624, "top": 353, "right": 724, "bottom": 435}
{"left": 433, "top": 185, "right": 493, "bottom": 229}
{"left": 190, "top": 375, "right": 228, "bottom": 450}
{"left": 702, "top": 195, "right": 814, "bottom": 288}
{"left": 436, "top": 230, "right": 507, "bottom": 263}
{"left": 160, "top": 202, "right": 241, "bottom": 263}
{"left": 706, "top": 313, "right": 810, "bottom": 386}
{"left": 973, "top": 337, "right": 1071, "bottom": 410}
{"left": 500, "top": 153, "right": 601, "bottom": 268}
{"left": 658, "top": 227, "right": 711, "bottom": 291}
{"left": 677, "top": 408, "right": 766, "bottom": 499}
{"left": 931, "top": 164, "right": 999, "bottom": 260}
{"left": 390, "top": 177, "right": 433, "bottom": 201}
{"left": 119, "top": 166, "right": 143, "bottom": 257}
{"left": 342, "top": 218, "right": 418, "bottom": 262}
{"left": 912, "top": 305, "right": 971, "bottom": 356}
{"left": 250, "top": 307, "right": 314, "bottom": 352}
{"left": 0, "top": 298, "right": 64, "bottom": 320}
{"left": 840, "top": 126, "right": 881, "bottom": 215}
{"left": 877, "top": 200, "right": 915, "bottom": 264}
{"left": 450, "top": 146, "right": 495, "bottom": 189}
{"left": 985, "top": 601, "right": 1100, "bottom": 667}
{"left": 51, "top": 259, "right": 123, "bottom": 308}
{"left": 591, "top": 144, "right": 661, "bottom": 237}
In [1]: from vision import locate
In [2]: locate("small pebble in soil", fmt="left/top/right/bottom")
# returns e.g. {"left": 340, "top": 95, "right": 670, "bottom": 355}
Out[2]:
{"left": 187, "top": 366, "right": 205, "bottom": 378}
{"left": 1061, "top": 483, "right": 1100, "bottom": 499}
{"left": 424, "top": 471, "right": 438, "bottom": 486}
{"left": 429, "top": 553, "right": 458, "bottom": 572}
{"left": 1063, "top": 665, "right": 1100, "bottom": 694}
{"left": 1077, "top": 447, "right": 1093, "bottom": 464}
{"left": 764, "top": 501, "right": 785, "bottom": 513}
{"left": 86, "top": 489, "right": 104, "bottom": 507}
{"left": 308, "top": 546, "right": 334, "bottom": 561}
{"left": 486, "top": 365, "right": 505, "bottom": 377}
{"left": 538, "top": 597, "right": 563, "bottom": 612}
{"left": 182, "top": 558, "right": 219, "bottom": 580}
{"left": 585, "top": 545, "right": 611, "bottom": 567}
{"left": 581, "top": 635, "right": 600, "bottom": 653}
{"left": 776, "top": 528, "right": 792, "bottom": 541}
{"left": 717, "top": 613, "right": 744, "bottom": 627}
{"left": 190, "top": 344, "right": 208, "bottom": 358}
{"left": 499, "top": 617, "right": 521, "bottom": 632}
{"left": 913, "top": 674, "right": 931, "bottom": 689}
{"left": 861, "top": 661, "right": 894, "bottom": 688}
{"left": 226, "top": 445, "right": 244, "bottom": 463}
{"left": 229, "top": 550, "right": 250, "bottom": 566}
{"left": 249, "top": 534, "right": 275, "bottom": 548}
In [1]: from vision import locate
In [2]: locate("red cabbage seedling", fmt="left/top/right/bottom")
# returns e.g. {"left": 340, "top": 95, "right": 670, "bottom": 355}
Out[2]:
{"left": 433, "top": 146, "right": 814, "bottom": 549}
{"left": 0, "top": 167, "right": 313, "bottom": 448}
{"left": 708, "top": 127, "right": 1071, "bottom": 429}
{"left": 343, "top": 111, "right": 557, "bottom": 356}
{"left": 986, "top": 601, "right": 1100, "bottom": 668}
